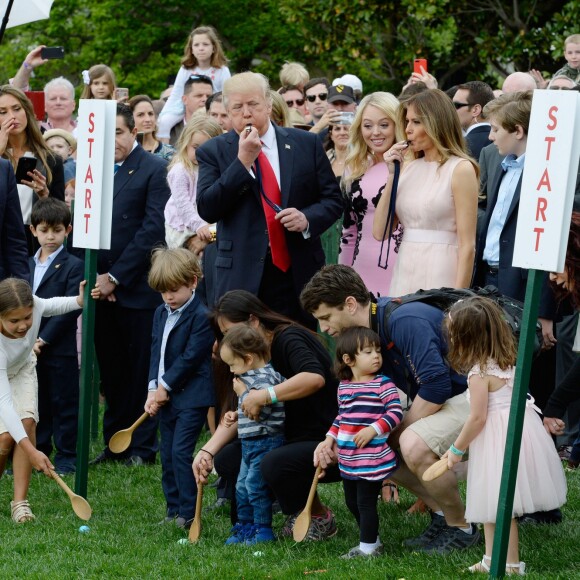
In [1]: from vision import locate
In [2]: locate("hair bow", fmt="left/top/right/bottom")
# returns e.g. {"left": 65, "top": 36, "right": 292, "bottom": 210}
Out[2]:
{"left": 82, "top": 70, "right": 91, "bottom": 85}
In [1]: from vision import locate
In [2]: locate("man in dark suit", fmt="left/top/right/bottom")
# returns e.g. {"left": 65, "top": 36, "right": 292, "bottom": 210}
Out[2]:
{"left": 452, "top": 81, "right": 495, "bottom": 160}
{"left": 196, "top": 72, "right": 343, "bottom": 324}
{"left": 0, "top": 159, "right": 29, "bottom": 280}
{"left": 90, "top": 103, "right": 170, "bottom": 466}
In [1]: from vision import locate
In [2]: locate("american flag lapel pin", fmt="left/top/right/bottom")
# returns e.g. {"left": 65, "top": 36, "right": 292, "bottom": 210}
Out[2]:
{"left": 285, "top": 144, "right": 291, "bottom": 150}
{"left": 54, "top": 264, "right": 61, "bottom": 269}
{"left": 128, "top": 169, "right": 135, "bottom": 175}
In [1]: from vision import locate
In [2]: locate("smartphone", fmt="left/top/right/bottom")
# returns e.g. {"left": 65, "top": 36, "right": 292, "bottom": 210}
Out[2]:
{"left": 115, "top": 87, "right": 129, "bottom": 101}
{"left": 15, "top": 157, "right": 37, "bottom": 185}
{"left": 40, "top": 47, "right": 65, "bottom": 60}
{"left": 414, "top": 58, "right": 428, "bottom": 75}
{"left": 335, "top": 112, "right": 355, "bottom": 125}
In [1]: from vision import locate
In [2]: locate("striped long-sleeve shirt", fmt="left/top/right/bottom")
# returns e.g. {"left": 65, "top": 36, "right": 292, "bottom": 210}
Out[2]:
{"left": 327, "top": 374, "right": 402, "bottom": 481}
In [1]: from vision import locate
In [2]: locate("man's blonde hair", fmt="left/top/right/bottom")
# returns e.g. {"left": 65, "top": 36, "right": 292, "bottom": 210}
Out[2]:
{"left": 223, "top": 72, "right": 270, "bottom": 108}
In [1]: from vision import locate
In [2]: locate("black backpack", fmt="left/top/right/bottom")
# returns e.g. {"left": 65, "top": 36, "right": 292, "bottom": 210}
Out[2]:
{"left": 381, "top": 286, "right": 543, "bottom": 356}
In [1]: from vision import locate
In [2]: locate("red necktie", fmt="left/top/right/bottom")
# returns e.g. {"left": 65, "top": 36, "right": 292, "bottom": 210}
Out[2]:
{"left": 257, "top": 150, "right": 291, "bottom": 272}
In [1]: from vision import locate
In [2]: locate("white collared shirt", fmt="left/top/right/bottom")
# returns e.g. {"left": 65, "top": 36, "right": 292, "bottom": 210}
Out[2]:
{"left": 32, "top": 245, "right": 65, "bottom": 293}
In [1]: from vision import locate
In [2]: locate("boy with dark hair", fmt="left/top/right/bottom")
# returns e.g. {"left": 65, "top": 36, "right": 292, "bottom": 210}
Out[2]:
{"left": 29, "top": 197, "right": 83, "bottom": 474}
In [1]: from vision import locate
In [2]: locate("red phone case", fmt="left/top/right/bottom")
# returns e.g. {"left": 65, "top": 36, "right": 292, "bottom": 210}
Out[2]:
{"left": 414, "top": 59, "right": 428, "bottom": 75}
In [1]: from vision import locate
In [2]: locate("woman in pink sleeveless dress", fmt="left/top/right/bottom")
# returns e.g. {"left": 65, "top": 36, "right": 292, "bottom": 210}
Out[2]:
{"left": 340, "top": 92, "right": 404, "bottom": 298}
{"left": 372, "top": 89, "right": 479, "bottom": 296}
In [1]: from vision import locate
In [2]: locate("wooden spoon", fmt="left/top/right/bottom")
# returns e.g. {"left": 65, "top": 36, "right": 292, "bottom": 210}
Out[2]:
{"left": 50, "top": 470, "right": 92, "bottom": 520}
{"left": 188, "top": 483, "right": 204, "bottom": 543}
{"left": 108, "top": 412, "right": 149, "bottom": 454}
{"left": 293, "top": 465, "right": 322, "bottom": 542}
{"left": 422, "top": 457, "right": 449, "bottom": 482}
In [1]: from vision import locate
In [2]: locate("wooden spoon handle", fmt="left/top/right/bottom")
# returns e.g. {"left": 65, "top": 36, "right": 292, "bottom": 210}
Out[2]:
{"left": 305, "top": 465, "right": 322, "bottom": 509}
{"left": 129, "top": 412, "right": 150, "bottom": 433}
{"left": 51, "top": 469, "right": 75, "bottom": 499}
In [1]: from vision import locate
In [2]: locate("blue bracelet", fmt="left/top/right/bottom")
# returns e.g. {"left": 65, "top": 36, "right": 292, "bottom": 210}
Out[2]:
{"left": 449, "top": 444, "right": 465, "bottom": 457}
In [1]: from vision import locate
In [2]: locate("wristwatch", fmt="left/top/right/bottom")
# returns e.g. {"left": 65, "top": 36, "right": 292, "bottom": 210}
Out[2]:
{"left": 108, "top": 273, "right": 119, "bottom": 286}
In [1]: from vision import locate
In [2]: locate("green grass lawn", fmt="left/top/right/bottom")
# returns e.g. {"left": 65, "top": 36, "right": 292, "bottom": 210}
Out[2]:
{"left": 1, "top": 431, "right": 579, "bottom": 579}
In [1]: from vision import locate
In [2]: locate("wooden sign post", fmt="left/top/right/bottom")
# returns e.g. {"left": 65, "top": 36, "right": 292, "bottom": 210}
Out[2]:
{"left": 73, "top": 99, "right": 116, "bottom": 498}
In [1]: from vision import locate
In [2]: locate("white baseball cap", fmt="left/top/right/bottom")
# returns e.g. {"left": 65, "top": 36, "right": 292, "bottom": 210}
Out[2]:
{"left": 332, "top": 74, "right": 363, "bottom": 94}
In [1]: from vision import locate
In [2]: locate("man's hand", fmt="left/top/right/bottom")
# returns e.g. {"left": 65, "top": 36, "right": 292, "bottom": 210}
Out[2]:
{"left": 353, "top": 426, "right": 376, "bottom": 448}
{"left": 93, "top": 273, "right": 116, "bottom": 302}
{"left": 539, "top": 317, "right": 556, "bottom": 350}
{"left": 313, "top": 437, "right": 338, "bottom": 479}
{"left": 309, "top": 109, "right": 342, "bottom": 134}
{"left": 33, "top": 339, "right": 45, "bottom": 356}
{"left": 238, "top": 125, "right": 262, "bottom": 169}
{"left": 186, "top": 235, "right": 209, "bottom": 257}
{"left": 276, "top": 208, "right": 309, "bottom": 232}
{"left": 543, "top": 416, "right": 565, "bottom": 436}
{"left": 529, "top": 69, "right": 549, "bottom": 89}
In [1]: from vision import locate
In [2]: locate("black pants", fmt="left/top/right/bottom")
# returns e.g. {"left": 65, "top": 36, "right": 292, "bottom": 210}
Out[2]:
{"left": 94, "top": 302, "right": 158, "bottom": 461}
{"left": 214, "top": 439, "right": 341, "bottom": 524}
{"left": 342, "top": 478, "right": 382, "bottom": 543}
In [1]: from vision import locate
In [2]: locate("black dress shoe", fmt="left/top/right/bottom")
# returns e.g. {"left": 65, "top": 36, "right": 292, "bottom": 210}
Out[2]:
{"left": 518, "top": 508, "right": 562, "bottom": 524}
{"left": 89, "top": 450, "right": 115, "bottom": 465}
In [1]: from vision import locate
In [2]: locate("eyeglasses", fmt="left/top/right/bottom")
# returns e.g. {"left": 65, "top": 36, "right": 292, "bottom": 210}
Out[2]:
{"left": 453, "top": 101, "right": 471, "bottom": 109}
{"left": 285, "top": 98, "right": 305, "bottom": 107}
{"left": 306, "top": 93, "right": 328, "bottom": 102}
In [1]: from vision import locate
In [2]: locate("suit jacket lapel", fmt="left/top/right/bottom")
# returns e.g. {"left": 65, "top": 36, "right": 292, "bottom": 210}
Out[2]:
{"left": 114, "top": 146, "right": 141, "bottom": 199}
{"left": 505, "top": 175, "right": 522, "bottom": 222}
{"left": 274, "top": 125, "right": 293, "bottom": 207}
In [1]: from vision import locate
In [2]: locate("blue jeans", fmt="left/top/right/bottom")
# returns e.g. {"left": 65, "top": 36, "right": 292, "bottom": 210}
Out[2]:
{"left": 237, "top": 434, "right": 284, "bottom": 526}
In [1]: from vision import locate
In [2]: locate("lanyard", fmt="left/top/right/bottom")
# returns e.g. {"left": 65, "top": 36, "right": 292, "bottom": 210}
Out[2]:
{"left": 253, "top": 156, "right": 283, "bottom": 214}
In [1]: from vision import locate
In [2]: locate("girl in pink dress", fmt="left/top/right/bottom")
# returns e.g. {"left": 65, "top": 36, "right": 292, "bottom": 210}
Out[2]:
{"left": 444, "top": 297, "right": 567, "bottom": 576}
{"left": 373, "top": 89, "right": 478, "bottom": 296}
{"left": 340, "top": 92, "right": 404, "bottom": 297}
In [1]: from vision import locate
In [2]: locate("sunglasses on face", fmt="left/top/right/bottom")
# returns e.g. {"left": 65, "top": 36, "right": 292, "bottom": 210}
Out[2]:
{"left": 306, "top": 93, "right": 328, "bottom": 102}
{"left": 285, "top": 98, "right": 305, "bottom": 107}
{"left": 453, "top": 101, "right": 471, "bottom": 109}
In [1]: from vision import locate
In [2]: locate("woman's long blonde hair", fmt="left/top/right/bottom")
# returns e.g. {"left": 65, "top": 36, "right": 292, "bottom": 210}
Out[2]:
{"left": 342, "top": 92, "right": 403, "bottom": 190}
{"left": 0, "top": 85, "right": 55, "bottom": 184}
{"left": 168, "top": 112, "right": 222, "bottom": 173}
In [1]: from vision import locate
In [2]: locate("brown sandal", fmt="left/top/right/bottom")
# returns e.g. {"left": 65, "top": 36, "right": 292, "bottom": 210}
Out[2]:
{"left": 381, "top": 480, "right": 400, "bottom": 504}
{"left": 11, "top": 500, "right": 35, "bottom": 523}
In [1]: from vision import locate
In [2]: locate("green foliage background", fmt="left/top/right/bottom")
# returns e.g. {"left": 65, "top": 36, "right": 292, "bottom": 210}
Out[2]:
{"left": 0, "top": 0, "right": 578, "bottom": 97}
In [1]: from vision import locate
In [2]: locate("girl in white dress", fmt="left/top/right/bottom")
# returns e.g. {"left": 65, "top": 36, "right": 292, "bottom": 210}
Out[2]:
{"left": 444, "top": 297, "right": 566, "bottom": 575}
{"left": 0, "top": 278, "right": 84, "bottom": 522}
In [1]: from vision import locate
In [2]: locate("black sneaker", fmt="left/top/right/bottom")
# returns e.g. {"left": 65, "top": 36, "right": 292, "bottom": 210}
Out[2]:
{"left": 518, "top": 509, "right": 562, "bottom": 525}
{"left": 419, "top": 523, "right": 481, "bottom": 554}
{"left": 403, "top": 512, "right": 448, "bottom": 548}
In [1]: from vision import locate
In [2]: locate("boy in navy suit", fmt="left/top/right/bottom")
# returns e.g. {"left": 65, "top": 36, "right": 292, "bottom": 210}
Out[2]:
{"left": 29, "top": 198, "right": 83, "bottom": 474}
{"left": 145, "top": 248, "right": 215, "bottom": 530}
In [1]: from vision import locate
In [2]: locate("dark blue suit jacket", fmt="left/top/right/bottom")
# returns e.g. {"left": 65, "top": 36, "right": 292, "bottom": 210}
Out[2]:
{"left": 473, "top": 163, "right": 554, "bottom": 318}
{"left": 94, "top": 145, "right": 169, "bottom": 310}
{"left": 196, "top": 123, "right": 343, "bottom": 299}
{"left": 0, "top": 159, "right": 29, "bottom": 280}
{"left": 466, "top": 124, "right": 492, "bottom": 162}
{"left": 148, "top": 294, "right": 215, "bottom": 409}
{"left": 29, "top": 247, "right": 83, "bottom": 357}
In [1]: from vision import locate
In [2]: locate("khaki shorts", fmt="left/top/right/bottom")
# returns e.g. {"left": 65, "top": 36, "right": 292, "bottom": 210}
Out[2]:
{"left": 0, "top": 355, "right": 39, "bottom": 435}
{"left": 407, "top": 392, "right": 469, "bottom": 458}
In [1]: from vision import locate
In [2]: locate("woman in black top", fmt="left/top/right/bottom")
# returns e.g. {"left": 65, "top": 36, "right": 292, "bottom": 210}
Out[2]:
{"left": 193, "top": 290, "right": 340, "bottom": 540}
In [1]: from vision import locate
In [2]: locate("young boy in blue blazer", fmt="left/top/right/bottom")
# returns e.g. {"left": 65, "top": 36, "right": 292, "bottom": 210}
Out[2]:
{"left": 29, "top": 198, "right": 83, "bottom": 475}
{"left": 145, "top": 247, "right": 215, "bottom": 529}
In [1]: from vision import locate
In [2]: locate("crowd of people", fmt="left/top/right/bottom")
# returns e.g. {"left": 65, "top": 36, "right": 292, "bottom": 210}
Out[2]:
{"left": 0, "top": 23, "right": 579, "bottom": 574}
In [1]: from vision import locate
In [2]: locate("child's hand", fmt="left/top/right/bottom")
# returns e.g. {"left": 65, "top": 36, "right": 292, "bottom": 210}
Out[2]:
{"left": 144, "top": 391, "right": 159, "bottom": 416}
{"left": 232, "top": 377, "right": 246, "bottom": 397}
{"left": 33, "top": 338, "right": 44, "bottom": 355}
{"left": 76, "top": 280, "right": 87, "bottom": 307}
{"left": 442, "top": 449, "right": 462, "bottom": 469}
{"left": 222, "top": 410, "right": 238, "bottom": 428}
{"left": 155, "top": 385, "right": 170, "bottom": 406}
{"left": 353, "top": 426, "right": 376, "bottom": 448}
{"left": 196, "top": 225, "right": 213, "bottom": 243}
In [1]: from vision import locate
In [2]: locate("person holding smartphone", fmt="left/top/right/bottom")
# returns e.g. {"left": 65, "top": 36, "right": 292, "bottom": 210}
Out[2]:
{"left": 0, "top": 86, "right": 64, "bottom": 255}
